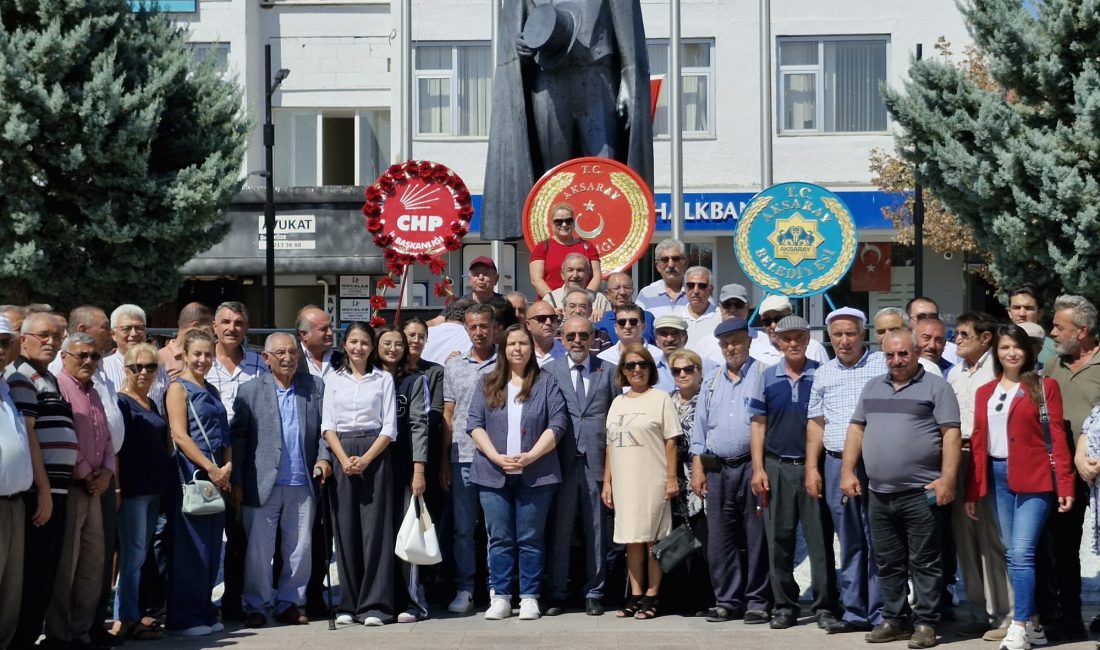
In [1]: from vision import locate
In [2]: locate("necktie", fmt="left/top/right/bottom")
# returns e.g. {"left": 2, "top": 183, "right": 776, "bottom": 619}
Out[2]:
{"left": 574, "top": 364, "right": 586, "bottom": 405}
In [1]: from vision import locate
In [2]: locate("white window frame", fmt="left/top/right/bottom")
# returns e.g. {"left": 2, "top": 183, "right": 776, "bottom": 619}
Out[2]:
{"left": 273, "top": 109, "right": 392, "bottom": 187}
{"left": 412, "top": 42, "right": 491, "bottom": 140}
{"left": 647, "top": 39, "right": 716, "bottom": 140}
{"left": 776, "top": 35, "right": 891, "bottom": 136}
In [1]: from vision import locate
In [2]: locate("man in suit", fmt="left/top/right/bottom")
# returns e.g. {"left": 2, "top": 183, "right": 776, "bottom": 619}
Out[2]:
{"left": 230, "top": 332, "right": 331, "bottom": 628}
{"left": 543, "top": 316, "right": 617, "bottom": 616}
{"left": 296, "top": 305, "right": 344, "bottom": 380}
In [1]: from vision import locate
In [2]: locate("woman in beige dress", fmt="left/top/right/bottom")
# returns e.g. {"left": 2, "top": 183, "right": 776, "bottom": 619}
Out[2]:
{"left": 601, "top": 344, "right": 681, "bottom": 620}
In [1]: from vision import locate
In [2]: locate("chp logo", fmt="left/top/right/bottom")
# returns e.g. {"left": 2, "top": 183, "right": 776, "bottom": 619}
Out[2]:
{"left": 734, "top": 182, "right": 857, "bottom": 297}
{"left": 522, "top": 157, "right": 655, "bottom": 275}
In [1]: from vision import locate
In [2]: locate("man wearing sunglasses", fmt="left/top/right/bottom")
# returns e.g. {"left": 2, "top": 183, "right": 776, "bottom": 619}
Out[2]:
{"left": 749, "top": 295, "right": 829, "bottom": 367}
{"left": 596, "top": 272, "right": 654, "bottom": 346}
{"left": 906, "top": 297, "right": 960, "bottom": 366}
{"left": 945, "top": 312, "right": 1011, "bottom": 640}
{"left": 48, "top": 332, "right": 115, "bottom": 650}
{"left": 526, "top": 302, "right": 567, "bottom": 367}
{"left": 563, "top": 290, "right": 614, "bottom": 353}
{"left": 596, "top": 303, "right": 662, "bottom": 369}
{"left": 637, "top": 239, "right": 696, "bottom": 318}
{"left": 543, "top": 316, "right": 618, "bottom": 617}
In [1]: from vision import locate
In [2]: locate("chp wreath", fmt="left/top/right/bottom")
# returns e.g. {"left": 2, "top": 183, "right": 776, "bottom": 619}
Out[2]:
{"left": 362, "top": 160, "right": 472, "bottom": 326}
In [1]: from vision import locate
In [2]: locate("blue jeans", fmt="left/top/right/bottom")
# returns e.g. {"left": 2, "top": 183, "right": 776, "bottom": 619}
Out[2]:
{"left": 114, "top": 495, "right": 160, "bottom": 622}
{"left": 989, "top": 459, "right": 1053, "bottom": 621}
{"left": 451, "top": 462, "right": 479, "bottom": 592}
{"left": 478, "top": 477, "right": 556, "bottom": 599}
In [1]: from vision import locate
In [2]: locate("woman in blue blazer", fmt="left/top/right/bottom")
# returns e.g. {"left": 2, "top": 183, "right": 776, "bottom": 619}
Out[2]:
{"left": 467, "top": 324, "right": 568, "bottom": 622}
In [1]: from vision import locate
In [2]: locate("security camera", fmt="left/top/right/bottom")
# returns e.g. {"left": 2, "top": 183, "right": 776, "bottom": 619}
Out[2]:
{"left": 943, "top": 251, "right": 954, "bottom": 261}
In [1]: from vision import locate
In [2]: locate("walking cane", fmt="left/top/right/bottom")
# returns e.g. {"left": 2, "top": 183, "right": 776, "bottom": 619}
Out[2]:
{"left": 314, "top": 468, "right": 337, "bottom": 631}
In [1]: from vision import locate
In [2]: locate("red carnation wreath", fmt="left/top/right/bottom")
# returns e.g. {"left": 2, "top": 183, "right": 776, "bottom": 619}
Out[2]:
{"left": 361, "top": 160, "right": 472, "bottom": 325}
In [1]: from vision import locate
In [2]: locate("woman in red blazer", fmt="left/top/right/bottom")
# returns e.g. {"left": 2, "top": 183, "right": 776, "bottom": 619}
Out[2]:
{"left": 964, "top": 324, "right": 1074, "bottom": 650}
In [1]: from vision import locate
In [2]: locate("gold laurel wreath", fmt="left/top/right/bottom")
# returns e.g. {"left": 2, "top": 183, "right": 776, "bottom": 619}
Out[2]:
{"left": 526, "top": 169, "right": 652, "bottom": 274}
{"left": 734, "top": 193, "right": 857, "bottom": 296}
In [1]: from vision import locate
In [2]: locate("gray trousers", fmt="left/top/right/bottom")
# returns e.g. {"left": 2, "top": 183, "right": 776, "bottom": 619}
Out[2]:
{"left": 0, "top": 495, "right": 25, "bottom": 648}
{"left": 45, "top": 487, "right": 104, "bottom": 644}
{"left": 951, "top": 449, "right": 1012, "bottom": 625}
{"left": 547, "top": 454, "right": 606, "bottom": 601}
{"left": 763, "top": 456, "right": 837, "bottom": 615}
{"left": 242, "top": 484, "right": 316, "bottom": 615}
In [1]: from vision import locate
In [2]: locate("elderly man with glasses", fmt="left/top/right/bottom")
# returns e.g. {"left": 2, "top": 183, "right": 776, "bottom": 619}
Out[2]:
{"left": 526, "top": 301, "right": 567, "bottom": 367}
{"left": 103, "top": 304, "right": 169, "bottom": 409}
{"left": 638, "top": 239, "right": 698, "bottom": 318}
{"left": 748, "top": 295, "right": 829, "bottom": 366}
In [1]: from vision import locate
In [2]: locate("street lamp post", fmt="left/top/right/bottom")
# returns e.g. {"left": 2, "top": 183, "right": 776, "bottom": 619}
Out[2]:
{"left": 264, "top": 43, "right": 290, "bottom": 328}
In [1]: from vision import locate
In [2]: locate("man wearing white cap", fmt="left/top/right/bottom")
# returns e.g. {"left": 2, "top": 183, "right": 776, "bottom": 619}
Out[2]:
{"left": 0, "top": 315, "right": 34, "bottom": 649}
{"left": 805, "top": 307, "right": 886, "bottom": 634}
{"left": 748, "top": 295, "right": 829, "bottom": 366}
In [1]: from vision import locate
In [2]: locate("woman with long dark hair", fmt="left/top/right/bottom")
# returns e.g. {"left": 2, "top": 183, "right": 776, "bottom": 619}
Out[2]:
{"left": 164, "top": 329, "right": 231, "bottom": 636}
{"left": 467, "top": 324, "right": 567, "bottom": 621}
{"left": 373, "top": 325, "right": 430, "bottom": 622}
{"left": 964, "top": 324, "right": 1074, "bottom": 650}
{"left": 322, "top": 321, "right": 398, "bottom": 627}
{"left": 402, "top": 318, "right": 445, "bottom": 517}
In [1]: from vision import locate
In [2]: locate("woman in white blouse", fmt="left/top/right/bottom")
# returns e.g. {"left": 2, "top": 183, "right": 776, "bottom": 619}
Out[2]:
{"left": 321, "top": 321, "right": 398, "bottom": 627}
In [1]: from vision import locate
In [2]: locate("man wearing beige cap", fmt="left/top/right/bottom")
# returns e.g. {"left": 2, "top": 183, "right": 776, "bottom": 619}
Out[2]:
{"left": 749, "top": 295, "right": 829, "bottom": 366}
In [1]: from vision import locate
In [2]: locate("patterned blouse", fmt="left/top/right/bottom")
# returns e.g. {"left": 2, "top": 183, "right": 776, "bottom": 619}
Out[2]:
{"left": 671, "top": 389, "right": 704, "bottom": 518}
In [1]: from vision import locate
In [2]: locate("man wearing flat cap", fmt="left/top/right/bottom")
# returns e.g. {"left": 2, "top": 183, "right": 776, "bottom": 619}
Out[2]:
{"left": 804, "top": 307, "right": 886, "bottom": 633}
{"left": 750, "top": 295, "right": 829, "bottom": 366}
{"left": 749, "top": 316, "right": 838, "bottom": 630}
{"left": 689, "top": 317, "right": 771, "bottom": 624}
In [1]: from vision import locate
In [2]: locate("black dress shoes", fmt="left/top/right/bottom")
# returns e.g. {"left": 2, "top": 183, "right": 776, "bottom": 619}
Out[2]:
{"left": 584, "top": 598, "right": 604, "bottom": 616}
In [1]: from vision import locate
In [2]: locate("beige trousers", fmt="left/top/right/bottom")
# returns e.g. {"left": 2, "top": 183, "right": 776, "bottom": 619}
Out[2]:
{"left": 951, "top": 449, "right": 1013, "bottom": 626}
{"left": 45, "top": 486, "right": 104, "bottom": 644}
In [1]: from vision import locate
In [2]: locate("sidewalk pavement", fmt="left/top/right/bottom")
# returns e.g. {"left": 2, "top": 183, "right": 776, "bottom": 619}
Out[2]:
{"left": 160, "top": 609, "right": 1100, "bottom": 649}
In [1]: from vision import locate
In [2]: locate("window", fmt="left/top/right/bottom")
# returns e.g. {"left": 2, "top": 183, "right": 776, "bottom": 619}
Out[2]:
{"left": 777, "top": 37, "right": 888, "bottom": 133}
{"left": 647, "top": 40, "right": 714, "bottom": 137}
{"left": 273, "top": 110, "right": 391, "bottom": 186}
{"left": 189, "top": 42, "right": 230, "bottom": 75}
{"left": 413, "top": 44, "right": 491, "bottom": 137}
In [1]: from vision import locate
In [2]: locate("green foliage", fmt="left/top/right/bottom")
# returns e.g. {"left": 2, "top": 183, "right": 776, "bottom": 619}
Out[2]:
{"left": 882, "top": 0, "right": 1100, "bottom": 307}
{"left": 0, "top": 0, "right": 248, "bottom": 309}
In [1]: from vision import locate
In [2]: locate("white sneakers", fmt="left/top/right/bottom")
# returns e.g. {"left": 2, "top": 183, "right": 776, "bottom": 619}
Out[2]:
{"left": 518, "top": 598, "right": 540, "bottom": 620}
{"left": 362, "top": 616, "right": 384, "bottom": 627}
{"left": 335, "top": 614, "right": 354, "bottom": 625}
{"left": 1026, "top": 621, "right": 1047, "bottom": 646}
{"left": 484, "top": 597, "right": 512, "bottom": 620}
{"left": 448, "top": 590, "right": 475, "bottom": 614}
{"left": 999, "top": 624, "right": 1029, "bottom": 650}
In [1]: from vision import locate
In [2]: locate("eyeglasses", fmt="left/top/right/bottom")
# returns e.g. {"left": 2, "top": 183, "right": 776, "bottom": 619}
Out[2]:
{"left": 63, "top": 350, "right": 102, "bottom": 363}
{"left": 883, "top": 350, "right": 911, "bottom": 359}
{"left": 658, "top": 255, "right": 684, "bottom": 264}
{"left": 616, "top": 317, "right": 640, "bottom": 327}
{"left": 914, "top": 313, "right": 940, "bottom": 321}
{"left": 995, "top": 391, "right": 1009, "bottom": 412}
{"left": 721, "top": 300, "right": 746, "bottom": 310}
{"left": 126, "top": 363, "right": 158, "bottom": 374}
{"left": 552, "top": 218, "right": 575, "bottom": 226}
{"left": 264, "top": 349, "right": 295, "bottom": 359}
{"left": 622, "top": 361, "right": 652, "bottom": 371}
{"left": 685, "top": 282, "right": 709, "bottom": 290}
{"left": 759, "top": 316, "right": 784, "bottom": 327}
{"left": 955, "top": 331, "right": 974, "bottom": 341}
{"left": 115, "top": 325, "right": 147, "bottom": 334}
{"left": 564, "top": 331, "right": 591, "bottom": 342}
{"left": 528, "top": 314, "right": 558, "bottom": 324}
{"left": 671, "top": 364, "right": 697, "bottom": 375}
{"left": 27, "top": 331, "right": 62, "bottom": 342}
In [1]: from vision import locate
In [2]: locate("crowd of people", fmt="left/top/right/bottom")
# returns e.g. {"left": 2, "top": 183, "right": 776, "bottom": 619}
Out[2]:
{"left": 2, "top": 233, "right": 1100, "bottom": 650}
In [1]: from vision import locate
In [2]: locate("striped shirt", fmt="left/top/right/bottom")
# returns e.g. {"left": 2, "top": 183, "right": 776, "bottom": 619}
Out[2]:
{"left": 807, "top": 351, "right": 887, "bottom": 452}
{"left": 208, "top": 348, "right": 267, "bottom": 422}
{"left": 4, "top": 358, "right": 77, "bottom": 493}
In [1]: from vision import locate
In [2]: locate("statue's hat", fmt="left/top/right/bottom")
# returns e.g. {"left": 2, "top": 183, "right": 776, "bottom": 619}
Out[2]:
{"left": 520, "top": 4, "right": 577, "bottom": 70}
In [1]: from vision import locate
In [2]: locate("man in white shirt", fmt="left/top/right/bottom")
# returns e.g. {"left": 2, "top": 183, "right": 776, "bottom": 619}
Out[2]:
{"left": 296, "top": 305, "right": 342, "bottom": 379}
{"left": 422, "top": 298, "right": 473, "bottom": 365}
{"left": 102, "top": 304, "right": 169, "bottom": 408}
{"left": 637, "top": 239, "right": 691, "bottom": 317}
{"left": 525, "top": 302, "right": 566, "bottom": 367}
{"left": 945, "top": 312, "right": 1011, "bottom": 639}
{"left": 209, "top": 301, "right": 268, "bottom": 621}
{"left": 0, "top": 316, "right": 34, "bottom": 649}
{"left": 597, "top": 303, "right": 663, "bottom": 367}
{"left": 748, "top": 295, "right": 829, "bottom": 366}
{"left": 871, "top": 308, "right": 943, "bottom": 378}
{"left": 907, "top": 297, "right": 960, "bottom": 366}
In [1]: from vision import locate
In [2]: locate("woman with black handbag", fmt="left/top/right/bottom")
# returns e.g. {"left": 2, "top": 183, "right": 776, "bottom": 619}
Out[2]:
{"left": 964, "top": 324, "right": 1075, "bottom": 650}
{"left": 164, "top": 328, "right": 231, "bottom": 636}
{"left": 602, "top": 344, "right": 681, "bottom": 620}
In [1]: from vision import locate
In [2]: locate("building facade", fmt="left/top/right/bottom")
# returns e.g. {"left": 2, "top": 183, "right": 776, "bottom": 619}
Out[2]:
{"left": 170, "top": 0, "right": 976, "bottom": 328}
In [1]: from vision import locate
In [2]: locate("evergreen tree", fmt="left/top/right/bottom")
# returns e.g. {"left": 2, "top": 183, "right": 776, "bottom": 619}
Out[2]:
{"left": 882, "top": 0, "right": 1100, "bottom": 306}
{"left": 0, "top": 0, "right": 248, "bottom": 309}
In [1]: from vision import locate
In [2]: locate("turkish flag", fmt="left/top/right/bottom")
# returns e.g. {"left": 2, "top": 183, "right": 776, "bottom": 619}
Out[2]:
{"left": 650, "top": 76, "right": 664, "bottom": 123}
{"left": 850, "top": 243, "right": 893, "bottom": 292}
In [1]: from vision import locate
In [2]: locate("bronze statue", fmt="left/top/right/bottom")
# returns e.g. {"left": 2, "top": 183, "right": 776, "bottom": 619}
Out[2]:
{"left": 481, "top": 0, "right": 653, "bottom": 241}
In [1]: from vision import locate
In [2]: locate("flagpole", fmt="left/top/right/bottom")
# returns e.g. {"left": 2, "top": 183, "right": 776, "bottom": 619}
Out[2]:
{"left": 669, "top": 0, "right": 684, "bottom": 241}
{"left": 490, "top": 0, "right": 503, "bottom": 287}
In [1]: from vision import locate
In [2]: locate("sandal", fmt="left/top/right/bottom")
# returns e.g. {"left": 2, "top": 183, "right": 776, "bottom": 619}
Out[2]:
{"left": 634, "top": 595, "right": 658, "bottom": 620}
{"left": 616, "top": 595, "right": 644, "bottom": 618}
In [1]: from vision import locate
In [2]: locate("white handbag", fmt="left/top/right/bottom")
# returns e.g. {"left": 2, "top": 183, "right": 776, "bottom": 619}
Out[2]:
{"left": 395, "top": 496, "right": 442, "bottom": 565}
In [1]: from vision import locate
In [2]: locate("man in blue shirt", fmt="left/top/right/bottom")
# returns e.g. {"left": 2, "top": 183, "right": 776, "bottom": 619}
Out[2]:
{"left": 749, "top": 315, "right": 838, "bottom": 630}
{"left": 230, "top": 332, "right": 331, "bottom": 628}
{"left": 689, "top": 317, "right": 771, "bottom": 624}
